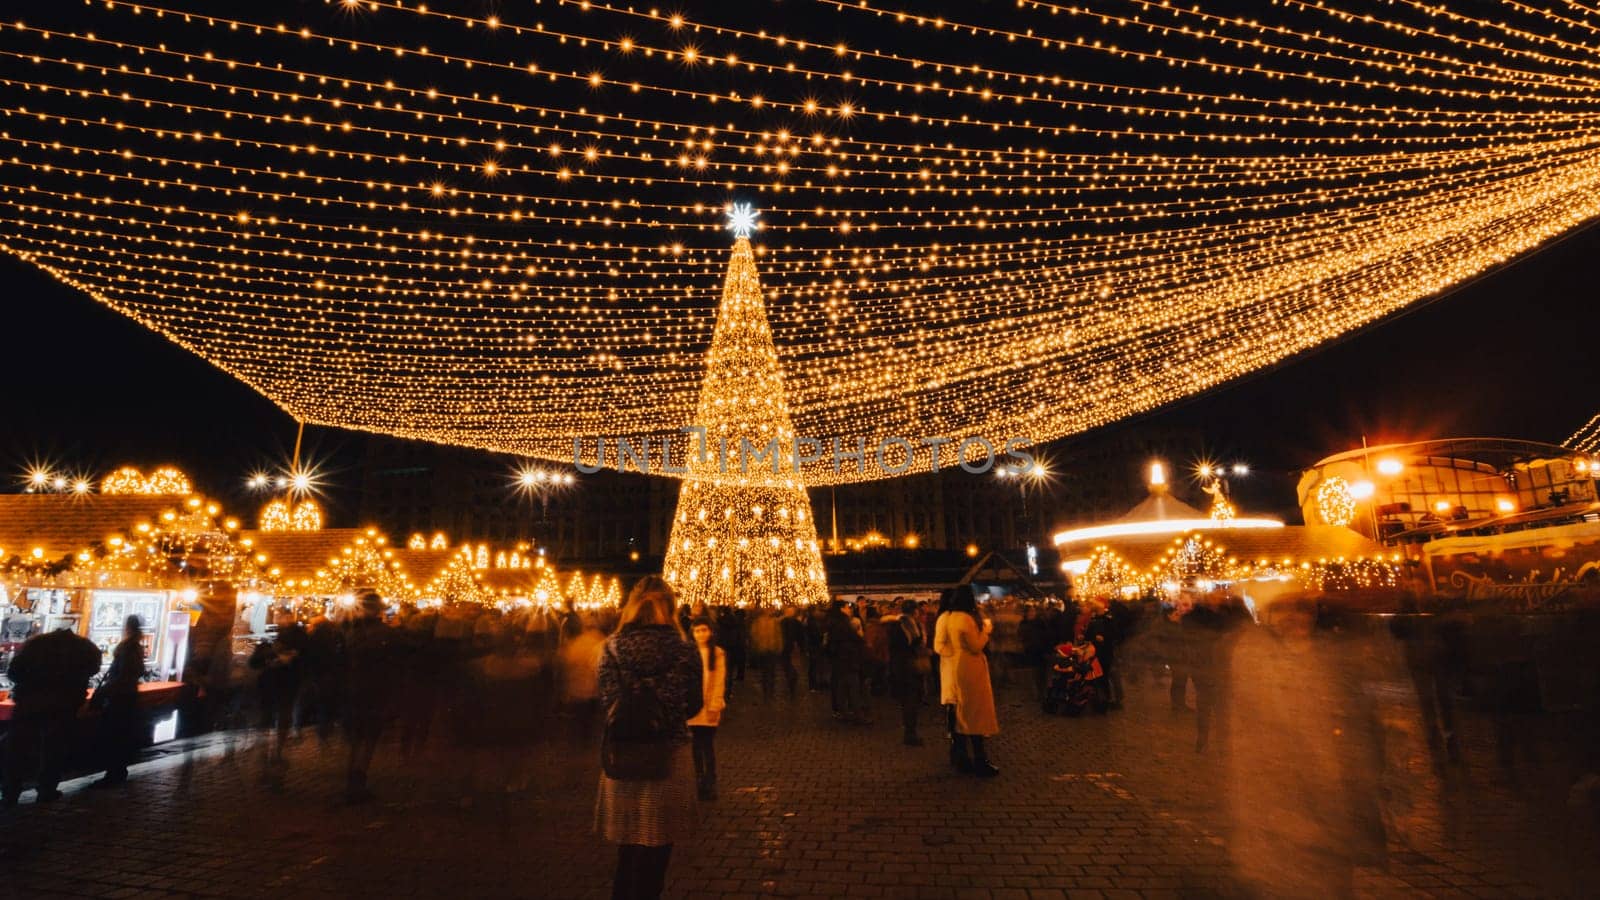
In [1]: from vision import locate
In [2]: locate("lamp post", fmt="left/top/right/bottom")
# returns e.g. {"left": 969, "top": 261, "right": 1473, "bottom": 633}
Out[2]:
{"left": 514, "top": 465, "right": 575, "bottom": 549}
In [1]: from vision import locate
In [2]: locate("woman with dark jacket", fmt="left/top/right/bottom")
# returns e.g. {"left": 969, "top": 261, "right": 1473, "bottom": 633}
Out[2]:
{"left": 596, "top": 577, "right": 703, "bottom": 900}
{"left": 92, "top": 615, "right": 147, "bottom": 788}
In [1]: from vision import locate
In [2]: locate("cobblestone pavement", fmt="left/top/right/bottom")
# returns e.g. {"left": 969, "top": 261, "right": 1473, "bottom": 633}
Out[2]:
{"left": 2, "top": 663, "right": 1596, "bottom": 899}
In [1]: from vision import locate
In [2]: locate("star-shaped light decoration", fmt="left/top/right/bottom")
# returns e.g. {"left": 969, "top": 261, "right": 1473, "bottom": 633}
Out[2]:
{"left": 727, "top": 202, "right": 758, "bottom": 240}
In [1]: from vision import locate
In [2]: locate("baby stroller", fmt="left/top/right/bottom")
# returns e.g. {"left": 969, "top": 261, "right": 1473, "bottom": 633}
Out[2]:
{"left": 1042, "top": 641, "right": 1108, "bottom": 716}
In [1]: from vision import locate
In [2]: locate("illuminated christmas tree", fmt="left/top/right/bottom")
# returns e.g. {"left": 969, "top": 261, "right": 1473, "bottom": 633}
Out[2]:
{"left": 662, "top": 206, "right": 829, "bottom": 609}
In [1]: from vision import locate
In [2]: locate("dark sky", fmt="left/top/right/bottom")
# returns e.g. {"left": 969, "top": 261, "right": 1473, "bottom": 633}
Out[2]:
{"left": 7, "top": 214, "right": 1598, "bottom": 518}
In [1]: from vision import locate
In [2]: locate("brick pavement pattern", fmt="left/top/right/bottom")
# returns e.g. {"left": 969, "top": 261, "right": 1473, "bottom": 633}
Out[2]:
{"left": 2, "top": 663, "right": 1595, "bottom": 899}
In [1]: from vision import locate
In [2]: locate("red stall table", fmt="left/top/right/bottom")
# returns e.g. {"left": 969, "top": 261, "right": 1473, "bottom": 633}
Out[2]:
{"left": 0, "top": 681, "right": 185, "bottom": 722}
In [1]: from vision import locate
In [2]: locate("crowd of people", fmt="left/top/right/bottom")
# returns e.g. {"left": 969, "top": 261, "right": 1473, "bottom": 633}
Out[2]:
{"left": 1, "top": 584, "right": 1139, "bottom": 810}
{"left": 6, "top": 577, "right": 1593, "bottom": 898}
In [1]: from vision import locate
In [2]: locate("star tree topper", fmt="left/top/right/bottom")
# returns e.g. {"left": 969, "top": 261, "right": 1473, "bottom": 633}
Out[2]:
{"left": 727, "top": 202, "right": 758, "bottom": 240}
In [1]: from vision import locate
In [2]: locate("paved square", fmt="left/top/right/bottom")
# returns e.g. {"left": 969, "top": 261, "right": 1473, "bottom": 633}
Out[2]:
{"left": 2, "top": 658, "right": 1595, "bottom": 899}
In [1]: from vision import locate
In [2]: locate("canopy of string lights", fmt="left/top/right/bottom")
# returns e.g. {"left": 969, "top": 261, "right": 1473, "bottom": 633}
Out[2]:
{"left": 4, "top": 1, "right": 1599, "bottom": 482}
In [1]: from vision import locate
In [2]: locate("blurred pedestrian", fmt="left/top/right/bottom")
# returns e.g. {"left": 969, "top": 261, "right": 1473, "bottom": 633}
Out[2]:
{"left": 935, "top": 586, "right": 999, "bottom": 777}
{"left": 90, "top": 616, "right": 148, "bottom": 789}
{"left": 748, "top": 607, "right": 782, "bottom": 703}
{"left": 804, "top": 606, "right": 828, "bottom": 692}
{"left": 1020, "top": 605, "right": 1052, "bottom": 700}
{"left": 778, "top": 606, "right": 804, "bottom": 700}
{"left": 886, "top": 599, "right": 929, "bottom": 746}
{"left": 342, "top": 592, "right": 397, "bottom": 803}
{"left": 717, "top": 607, "right": 746, "bottom": 689}
{"left": 863, "top": 606, "right": 890, "bottom": 697}
{"left": 2, "top": 627, "right": 102, "bottom": 806}
{"left": 596, "top": 576, "right": 703, "bottom": 900}
{"left": 686, "top": 617, "right": 727, "bottom": 801}
{"left": 249, "top": 607, "right": 306, "bottom": 787}
{"left": 560, "top": 614, "right": 607, "bottom": 745}
{"left": 1225, "top": 598, "right": 1386, "bottom": 896}
{"left": 825, "top": 600, "right": 869, "bottom": 724}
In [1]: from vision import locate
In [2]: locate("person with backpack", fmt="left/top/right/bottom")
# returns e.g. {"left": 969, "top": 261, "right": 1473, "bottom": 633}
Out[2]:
{"left": 686, "top": 616, "right": 727, "bottom": 801}
{"left": 596, "top": 576, "right": 704, "bottom": 900}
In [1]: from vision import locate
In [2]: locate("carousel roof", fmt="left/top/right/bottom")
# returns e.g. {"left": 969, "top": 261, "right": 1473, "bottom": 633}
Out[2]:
{"left": 1087, "top": 525, "right": 1390, "bottom": 573}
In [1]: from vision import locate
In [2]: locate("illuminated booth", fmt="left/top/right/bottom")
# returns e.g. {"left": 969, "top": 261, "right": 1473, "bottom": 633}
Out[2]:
{"left": 0, "top": 484, "right": 261, "bottom": 735}
{"left": 1299, "top": 439, "right": 1600, "bottom": 607}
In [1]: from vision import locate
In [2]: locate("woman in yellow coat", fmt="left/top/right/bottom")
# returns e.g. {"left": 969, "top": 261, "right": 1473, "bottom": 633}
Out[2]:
{"left": 934, "top": 585, "right": 999, "bottom": 777}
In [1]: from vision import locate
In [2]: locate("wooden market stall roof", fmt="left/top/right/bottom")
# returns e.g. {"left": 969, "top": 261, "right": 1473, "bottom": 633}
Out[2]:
{"left": 390, "top": 547, "right": 467, "bottom": 587}
{"left": 0, "top": 494, "right": 201, "bottom": 560}
{"left": 240, "top": 528, "right": 386, "bottom": 583}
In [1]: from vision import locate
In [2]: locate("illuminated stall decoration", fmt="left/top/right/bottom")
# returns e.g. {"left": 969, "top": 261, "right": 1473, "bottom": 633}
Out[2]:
{"left": 566, "top": 571, "right": 590, "bottom": 606}
{"left": 101, "top": 467, "right": 147, "bottom": 495}
{"left": 258, "top": 499, "right": 291, "bottom": 532}
{"left": 1315, "top": 477, "right": 1359, "bottom": 528}
{"left": 1156, "top": 536, "right": 1230, "bottom": 594}
{"left": 8, "top": 5, "right": 1600, "bottom": 480}
{"left": 662, "top": 232, "right": 830, "bottom": 609}
{"left": 290, "top": 500, "right": 324, "bottom": 531}
{"left": 423, "top": 551, "right": 494, "bottom": 604}
{"left": 309, "top": 534, "right": 409, "bottom": 601}
{"left": 532, "top": 563, "right": 566, "bottom": 607}
{"left": 258, "top": 498, "right": 323, "bottom": 532}
{"left": 1077, "top": 546, "right": 1146, "bottom": 602}
{"left": 408, "top": 533, "right": 427, "bottom": 550}
{"left": 101, "top": 465, "right": 193, "bottom": 496}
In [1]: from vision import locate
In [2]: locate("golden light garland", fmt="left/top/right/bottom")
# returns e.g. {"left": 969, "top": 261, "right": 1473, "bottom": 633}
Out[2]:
{"left": 1566, "top": 412, "right": 1600, "bottom": 454}
{"left": 4, "top": 1, "right": 1600, "bottom": 482}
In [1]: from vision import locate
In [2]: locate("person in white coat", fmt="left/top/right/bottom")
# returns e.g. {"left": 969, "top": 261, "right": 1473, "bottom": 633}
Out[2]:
{"left": 934, "top": 585, "right": 1000, "bottom": 777}
{"left": 687, "top": 617, "right": 727, "bottom": 801}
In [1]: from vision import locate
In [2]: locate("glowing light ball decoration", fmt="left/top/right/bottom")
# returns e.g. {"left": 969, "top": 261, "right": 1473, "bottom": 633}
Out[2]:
{"left": 259, "top": 498, "right": 292, "bottom": 531}
{"left": 290, "top": 500, "right": 324, "bottom": 531}
{"left": 662, "top": 219, "right": 829, "bottom": 609}
{"left": 145, "top": 467, "right": 192, "bottom": 495}
{"left": 101, "top": 465, "right": 193, "bottom": 495}
{"left": 1316, "top": 477, "right": 1358, "bottom": 528}
{"left": 102, "top": 467, "right": 147, "bottom": 494}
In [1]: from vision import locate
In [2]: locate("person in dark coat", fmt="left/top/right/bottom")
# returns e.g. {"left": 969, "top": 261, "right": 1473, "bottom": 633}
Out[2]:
{"left": 1018, "top": 605, "right": 1052, "bottom": 700}
{"left": 2, "top": 627, "right": 103, "bottom": 805}
{"left": 825, "top": 600, "right": 868, "bottom": 724}
{"left": 1083, "top": 603, "right": 1123, "bottom": 709}
{"left": 342, "top": 592, "right": 397, "bottom": 803}
{"left": 596, "top": 576, "right": 703, "bottom": 900}
{"left": 91, "top": 616, "right": 148, "bottom": 788}
{"left": 885, "top": 600, "right": 929, "bottom": 745}
{"left": 778, "top": 606, "right": 805, "bottom": 700}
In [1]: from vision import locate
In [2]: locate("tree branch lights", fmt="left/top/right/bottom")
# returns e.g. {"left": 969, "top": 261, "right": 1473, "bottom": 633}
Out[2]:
{"left": 4, "top": 2, "right": 1600, "bottom": 481}
{"left": 662, "top": 236, "right": 829, "bottom": 608}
